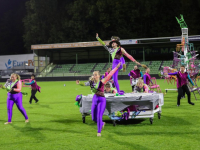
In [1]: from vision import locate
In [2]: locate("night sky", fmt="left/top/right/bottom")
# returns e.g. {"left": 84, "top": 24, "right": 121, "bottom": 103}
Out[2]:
{"left": 0, "top": 0, "right": 28, "bottom": 55}
{"left": 0, "top": 0, "right": 200, "bottom": 56}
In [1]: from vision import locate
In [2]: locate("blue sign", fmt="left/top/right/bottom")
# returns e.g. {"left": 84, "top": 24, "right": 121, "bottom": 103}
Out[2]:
{"left": 5, "top": 59, "right": 28, "bottom": 69}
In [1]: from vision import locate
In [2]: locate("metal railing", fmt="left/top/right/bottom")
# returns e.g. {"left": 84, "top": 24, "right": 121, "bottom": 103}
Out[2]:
{"left": 0, "top": 69, "right": 33, "bottom": 78}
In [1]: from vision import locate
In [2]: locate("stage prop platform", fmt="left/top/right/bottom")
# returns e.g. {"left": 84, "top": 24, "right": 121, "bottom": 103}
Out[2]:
{"left": 79, "top": 93, "right": 164, "bottom": 126}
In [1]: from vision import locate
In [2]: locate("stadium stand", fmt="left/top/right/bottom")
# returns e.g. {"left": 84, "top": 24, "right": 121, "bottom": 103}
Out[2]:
{"left": 38, "top": 60, "right": 174, "bottom": 77}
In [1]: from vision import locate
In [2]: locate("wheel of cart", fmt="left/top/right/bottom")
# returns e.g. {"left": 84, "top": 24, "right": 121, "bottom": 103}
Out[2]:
{"left": 82, "top": 113, "right": 90, "bottom": 123}
{"left": 82, "top": 116, "right": 85, "bottom": 123}
{"left": 158, "top": 112, "right": 161, "bottom": 119}
{"left": 150, "top": 118, "right": 153, "bottom": 124}
{"left": 112, "top": 120, "right": 116, "bottom": 126}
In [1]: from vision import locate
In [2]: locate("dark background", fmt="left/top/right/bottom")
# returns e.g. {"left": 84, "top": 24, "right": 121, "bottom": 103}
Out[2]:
{"left": 0, "top": 0, "right": 200, "bottom": 55}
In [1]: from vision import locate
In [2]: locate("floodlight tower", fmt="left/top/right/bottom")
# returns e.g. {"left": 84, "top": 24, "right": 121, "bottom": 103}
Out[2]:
{"left": 176, "top": 14, "right": 189, "bottom": 70}
{"left": 182, "top": 28, "right": 188, "bottom": 69}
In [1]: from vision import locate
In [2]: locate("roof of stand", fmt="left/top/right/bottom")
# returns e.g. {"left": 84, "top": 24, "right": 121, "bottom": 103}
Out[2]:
{"left": 31, "top": 35, "right": 200, "bottom": 50}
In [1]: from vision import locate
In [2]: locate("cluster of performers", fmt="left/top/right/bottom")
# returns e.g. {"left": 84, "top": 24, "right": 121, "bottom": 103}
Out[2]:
{"left": 76, "top": 34, "right": 195, "bottom": 136}
{"left": 0, "top": 34, "right": 196, "bottom": 137}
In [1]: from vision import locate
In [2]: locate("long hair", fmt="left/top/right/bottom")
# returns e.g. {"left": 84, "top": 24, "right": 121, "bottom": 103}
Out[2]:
{"left": 10, "top": 73, "right": 21, "bottom": 81}
{"left": 89, "top": 71, "right": 100, "bottom": 82}
{"left": 136, "top": 79, "right": 144, "bottom": 87}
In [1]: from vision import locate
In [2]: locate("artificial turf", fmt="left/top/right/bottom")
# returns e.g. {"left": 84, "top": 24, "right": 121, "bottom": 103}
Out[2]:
{"left": 0, "top": 79, "right": 200, "bottom": 150}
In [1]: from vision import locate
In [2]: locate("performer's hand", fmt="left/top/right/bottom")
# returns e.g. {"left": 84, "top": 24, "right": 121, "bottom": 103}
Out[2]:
{"left": 117, "top": 62, "right": 121, "bottom": 68}
{"left": 193, "top": 86, "right": 195, "bottom": 89}
{"left": 130, "top": 76, "right": 133, "bottom": 78}
{"left": 141, "top": 64, "right": 147, "bottom": 69}
{"left": 76, "top": 80, "right": 80, "bottom": 84}
{"left": 96, "top": 33, "right": 99, "bottom": 38}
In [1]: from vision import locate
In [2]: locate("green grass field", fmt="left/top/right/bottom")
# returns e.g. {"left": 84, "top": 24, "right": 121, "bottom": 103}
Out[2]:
{"left": 0, "top": 79, "right": 200, "bottom": 150}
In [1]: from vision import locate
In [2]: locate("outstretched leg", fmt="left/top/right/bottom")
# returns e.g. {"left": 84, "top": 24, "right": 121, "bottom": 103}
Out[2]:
{"left": 183, "top": 85, "right": 194, "bottom": 105}
{"left": 29, "top": 90, "right": 34, "bottom": 103}
{"left": 30, "top": 90, "right": 39, "bottom": 103}
{"left": 7, "top": 96, "right": 15, "bottom": 122}
{"left": 15, "top": 93, "right": 28, "bottom": 120}
{"left": 113, "top": 69, "right": 120, "bottom": 92}
{"left": 112, "top": 59, "right": 122, "bottom": 93}
{"left": 97, "top": 96, "right": 106, "bottom": 133}
{"left": 91, "top": 95, "right": 98, "bottom": 123}
{"left": 177, "top": 87, "right": 183, "bottom": 106}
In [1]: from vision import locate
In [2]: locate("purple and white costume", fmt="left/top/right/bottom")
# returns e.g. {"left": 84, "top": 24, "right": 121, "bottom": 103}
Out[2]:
{"left": 97, "top": 37, "right": 136, "bottom": 94}
{"left": 6, "top": 80, "right": 28, "bottom": 122}
{"left": 91, "top": 81, "right": 106, "bottom": 133}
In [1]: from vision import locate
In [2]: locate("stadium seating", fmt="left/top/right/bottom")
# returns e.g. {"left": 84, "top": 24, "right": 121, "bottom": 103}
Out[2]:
{"left": 40, "top": 60, "right": 173, "bottom": 77}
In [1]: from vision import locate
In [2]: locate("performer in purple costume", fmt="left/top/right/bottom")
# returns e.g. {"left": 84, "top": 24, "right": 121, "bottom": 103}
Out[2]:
{"left": 133, "top": 79, "right": 149, "bottom": 93}
{"left": 0, "top": 73, "right": 29, "bottom": 124}
{"left": 96, "top": 33, "right": 146, "bottom": 94}
{"left": 167, "top": 66, "right": 195, "bottom": 106}
{"left": 90, "top": 63, "right": 121, "bottom": 136}
{"left": 143, "top": 68, "right": 153, "bottom": 86}
{"left": 128, "top": 65, "right": 143, "bottom": 91}
{"left": 25, "top": 74, "right": 40, "bottom": 104}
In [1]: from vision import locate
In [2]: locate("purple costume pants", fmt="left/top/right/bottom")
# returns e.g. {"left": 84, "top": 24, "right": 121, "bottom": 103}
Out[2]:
{"left": 91, "top": 94, "right": 106, "bottom": 133}
{"left": 112, "top": 58, "right": 123, "bottom": 93}
{"left": 7, "top": 92, "right": 28, "bottom": 122}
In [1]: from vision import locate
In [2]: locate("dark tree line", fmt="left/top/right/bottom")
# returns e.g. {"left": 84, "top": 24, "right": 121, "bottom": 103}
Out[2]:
{"left": 0, "top": 0, "right": 200, "bottom": 54}
{"left": 0, "top": 0, "right": 28, "bottom": 55}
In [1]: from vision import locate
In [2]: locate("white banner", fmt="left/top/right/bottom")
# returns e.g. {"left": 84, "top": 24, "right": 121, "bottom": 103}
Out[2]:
{"left": 31, "top": 39, "right": 138, "bottom": 50}
{"left": 120, "top": 39, "right": 138, "bottom": 45}
{"left": 0, "top": 54, "right": 34, "bottom": 70}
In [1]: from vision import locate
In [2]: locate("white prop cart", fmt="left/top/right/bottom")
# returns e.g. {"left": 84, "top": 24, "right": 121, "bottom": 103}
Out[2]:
{"left": 79, "top": 93, "right": 164, "bottom": 126}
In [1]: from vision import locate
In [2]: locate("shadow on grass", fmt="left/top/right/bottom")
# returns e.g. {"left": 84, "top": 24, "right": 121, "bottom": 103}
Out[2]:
{"left": 106, "top": 134, "right": 151, "bottom": 150}
{"left": 10, "top": 122, "right": 82, "bottom": 138}
{"left": 113, "top": 130, "right": 200, "bottom": 139}
{"left": 50, "top": 118, "right": 82, "bottom": 125}
{"left": 25, "top": 103, "right": 51, "bottom": 109}
{"left": 102, "top": 114, "right": 192, "bottom": 127}
{"left": 11, "top": 123, "right": 46, "bottom": 141}
{"left": 36, "top": 103, "right": 51, "bottom": 109}
{"left": 104, "top": 119, "right": 146, "bottom": 126}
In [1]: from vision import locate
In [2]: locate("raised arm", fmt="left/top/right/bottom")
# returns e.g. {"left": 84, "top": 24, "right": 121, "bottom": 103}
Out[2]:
{"left": 101, "top": 63, "right": 121, "bottom": 84}
{"left": 187, "top": 74, "right": 194, "bottom": 86}
{"left": 96, "top": 33, "right": 113, "bottom": 54}
{"left": 25, "top": 80, "right": 35, "bottom": 85}
{"left": 121, "top": 48, "right": 140, "bottom": 64}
